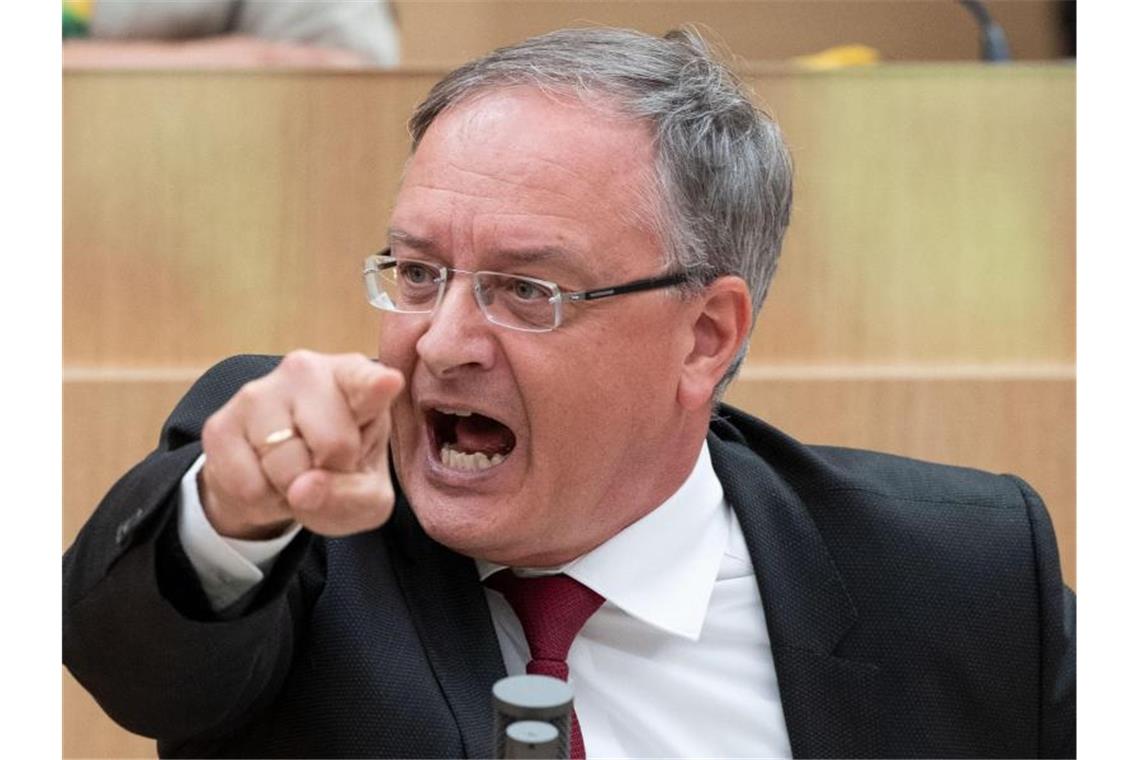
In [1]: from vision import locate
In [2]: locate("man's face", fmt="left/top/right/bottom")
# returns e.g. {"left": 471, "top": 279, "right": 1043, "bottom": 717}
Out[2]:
{"left": 379, "top": 88, "right": 699, "bottom": 566}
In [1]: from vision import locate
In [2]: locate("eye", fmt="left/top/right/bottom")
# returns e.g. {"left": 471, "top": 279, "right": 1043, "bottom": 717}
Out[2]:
{"left": 510, "top": 278, "right": 550, "bottom": 301}
{"left": 398, "top": 262, "right": 436, "bottom": 285}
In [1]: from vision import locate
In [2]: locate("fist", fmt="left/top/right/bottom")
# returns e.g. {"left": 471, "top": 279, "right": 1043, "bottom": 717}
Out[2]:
{"left": 199, "top": 351, "right": 405, "bottom": 539}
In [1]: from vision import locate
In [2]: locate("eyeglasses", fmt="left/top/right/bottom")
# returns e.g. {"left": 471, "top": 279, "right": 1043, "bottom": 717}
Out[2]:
{"left": 363, "top": 249, "right": 690, "bottom": 333}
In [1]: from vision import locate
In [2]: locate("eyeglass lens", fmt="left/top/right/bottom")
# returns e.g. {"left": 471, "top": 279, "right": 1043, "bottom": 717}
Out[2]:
{"left": 371, "top": 260, "right": 560, "bottom": 331}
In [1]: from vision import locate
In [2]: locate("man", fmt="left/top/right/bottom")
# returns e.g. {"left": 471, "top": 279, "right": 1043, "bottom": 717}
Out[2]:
{"left": 63, "top": 27, "right": 1075, "bottom": 758}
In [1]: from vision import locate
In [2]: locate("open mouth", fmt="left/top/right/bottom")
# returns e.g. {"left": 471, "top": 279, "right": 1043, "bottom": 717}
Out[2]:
{"left": 426, "top": 407, "right": 517, "bottom": 472}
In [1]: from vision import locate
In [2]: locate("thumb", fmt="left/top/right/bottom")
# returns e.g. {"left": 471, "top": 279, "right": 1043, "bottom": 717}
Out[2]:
{"left": 286, "top": 468, "right": 396, "bottom": 537}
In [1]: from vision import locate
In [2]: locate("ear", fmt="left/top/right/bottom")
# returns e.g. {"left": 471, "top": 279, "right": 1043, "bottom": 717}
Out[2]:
{"left": 677, "top": 276, "right": 753, "bottom": 411}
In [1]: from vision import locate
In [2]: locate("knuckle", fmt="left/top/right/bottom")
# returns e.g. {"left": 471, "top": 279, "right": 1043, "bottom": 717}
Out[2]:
{"left": 280, "top": 349, "right": 318, "bottom": 376}
{"left": 200, "top": 413, "right": 224, "bottom": 449}
{"left": 232, "top": 378, "right": 265, "bottom": 408}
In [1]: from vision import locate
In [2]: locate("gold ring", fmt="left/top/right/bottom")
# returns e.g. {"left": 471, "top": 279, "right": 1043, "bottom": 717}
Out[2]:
{"left": 258, "top": 427, "right": 297, "bottom": 455}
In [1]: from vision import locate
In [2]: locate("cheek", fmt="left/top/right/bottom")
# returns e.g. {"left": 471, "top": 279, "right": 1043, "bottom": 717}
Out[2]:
{"left": 377, "top": 319, "right": 419, "bottom": 370}
{"left": 376, "top": 324, "right": 421, "bottom": 446}
{"left": 589, "top": 335, "right": 684, "bottom": 435}
{"left": 523, "top": 345, "right": 654, "bottom": 453}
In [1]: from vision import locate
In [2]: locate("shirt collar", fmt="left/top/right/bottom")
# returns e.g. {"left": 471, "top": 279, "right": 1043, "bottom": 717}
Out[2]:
{"left": 476, "top": 440, "right": 730, "bottom": 641}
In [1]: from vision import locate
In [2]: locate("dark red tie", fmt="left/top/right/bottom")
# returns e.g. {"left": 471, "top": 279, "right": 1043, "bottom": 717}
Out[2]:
{"left": 486, "top": 570, "right": 605, "bottom": 760}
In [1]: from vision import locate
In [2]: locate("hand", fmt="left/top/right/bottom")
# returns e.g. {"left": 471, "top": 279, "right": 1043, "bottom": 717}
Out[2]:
{"left": 199, "top": 351, "right": 405, "bottom": 539}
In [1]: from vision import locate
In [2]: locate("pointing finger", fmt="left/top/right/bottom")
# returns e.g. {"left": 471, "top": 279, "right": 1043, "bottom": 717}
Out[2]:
{"left": 333, "top": 356, "right": 404, "bottom": 426}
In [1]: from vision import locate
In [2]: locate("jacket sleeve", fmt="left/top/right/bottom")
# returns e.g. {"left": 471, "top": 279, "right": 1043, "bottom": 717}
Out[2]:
{"left": 1007, "top": 475, "right": 1076, "bottom": 758}
{"left": 62, "top": 354, "right": 323, "bottom": 744}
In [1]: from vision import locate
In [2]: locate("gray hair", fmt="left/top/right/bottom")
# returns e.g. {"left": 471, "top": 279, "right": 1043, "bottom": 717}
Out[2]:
{"left": 408, "top": 27, "right": 793, "bottom": 399}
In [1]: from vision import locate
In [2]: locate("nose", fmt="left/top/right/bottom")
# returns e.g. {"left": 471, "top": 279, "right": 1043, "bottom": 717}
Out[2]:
{"left": 415, "top": 275, "right": 497, "bottom": 378}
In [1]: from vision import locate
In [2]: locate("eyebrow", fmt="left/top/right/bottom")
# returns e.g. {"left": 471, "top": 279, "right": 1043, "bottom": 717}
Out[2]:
{"left": 387, "top": 229, "right": 439, "bottom": 255}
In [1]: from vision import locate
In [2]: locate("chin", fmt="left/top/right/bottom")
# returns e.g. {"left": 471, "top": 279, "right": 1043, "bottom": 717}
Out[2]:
{"left": 405, "top": 486, "right": 510, "bottom": 558}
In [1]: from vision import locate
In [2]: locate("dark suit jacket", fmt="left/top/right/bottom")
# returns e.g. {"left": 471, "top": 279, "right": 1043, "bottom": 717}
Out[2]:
{"left": 63, "top": 354, "right": 1075, "bottom": 758}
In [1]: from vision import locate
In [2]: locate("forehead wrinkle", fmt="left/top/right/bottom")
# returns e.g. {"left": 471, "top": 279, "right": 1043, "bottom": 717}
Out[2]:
{"left": 480, "top": 210, "right": 583, "bottom": 225}
{"left": 400, "top": 166, "right": 585, "bottom": 212}
{"left": 440, "top": 159, "right": 590, "bottom": 208}
{"left": 482, "top": 246, "right": 565, "bottom": 269}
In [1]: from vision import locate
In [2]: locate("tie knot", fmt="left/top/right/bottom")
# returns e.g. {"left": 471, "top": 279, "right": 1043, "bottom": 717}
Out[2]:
{"left": 486, "top": 571, "right": 605, "bottom": 663}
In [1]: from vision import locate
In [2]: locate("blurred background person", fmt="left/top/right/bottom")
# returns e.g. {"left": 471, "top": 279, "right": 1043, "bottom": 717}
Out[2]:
{"left": 63, "top": 0, "right": 400, "bottom": 68}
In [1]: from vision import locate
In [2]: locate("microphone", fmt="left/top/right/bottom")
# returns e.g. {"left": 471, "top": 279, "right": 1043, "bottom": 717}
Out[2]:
{"left": 958, "top": 0, "right": 1012, "bottom": 62}
{"left": 492, "top": 675, "right": 573, "bottom": 759}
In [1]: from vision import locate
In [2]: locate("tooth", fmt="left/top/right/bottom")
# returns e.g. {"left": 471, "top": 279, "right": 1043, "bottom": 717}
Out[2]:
{"left": 441, "top": 443, "right": 507, "bottom": 471}
{"left": 440, "top": 408, "right": 473, "bottom": 417}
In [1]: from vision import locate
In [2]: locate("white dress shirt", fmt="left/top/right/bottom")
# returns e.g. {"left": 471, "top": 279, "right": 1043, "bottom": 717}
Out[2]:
{"left": 177, "top": 454, "right": 302, "bottom": 610}
{"left": 177, "top": 443, "right": 792, "bottom": 758}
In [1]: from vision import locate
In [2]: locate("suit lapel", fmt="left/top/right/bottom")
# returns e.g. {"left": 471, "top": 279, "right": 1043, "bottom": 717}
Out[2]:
{"left": 385, "top": 495, "right": 507, "bottom": 758}
{"left": 710, "top": 433, "right": 883, "bottom": 759}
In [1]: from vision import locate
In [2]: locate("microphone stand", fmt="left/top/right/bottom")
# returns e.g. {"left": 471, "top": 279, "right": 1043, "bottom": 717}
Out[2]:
{"left": 959, "top": 0, "right": 1012, "bottom": 62}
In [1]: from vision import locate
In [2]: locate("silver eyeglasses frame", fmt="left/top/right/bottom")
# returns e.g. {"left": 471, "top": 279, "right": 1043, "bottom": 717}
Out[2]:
{"left": 362, "top": 249, "right": 690, "bottom": 333}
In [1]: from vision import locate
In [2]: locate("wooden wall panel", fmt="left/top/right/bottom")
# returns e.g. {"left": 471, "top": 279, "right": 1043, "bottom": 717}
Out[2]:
{"left": 64, "top": 66, "right": 1074, "bottom": 367}
{"left": 751, "top": 66, "right": 1075, "bottom": 364}
{"left": 393, "top": 1, "right": 1067, "bottom": 67}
